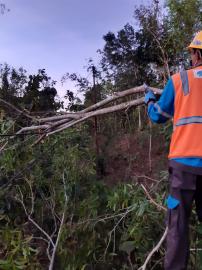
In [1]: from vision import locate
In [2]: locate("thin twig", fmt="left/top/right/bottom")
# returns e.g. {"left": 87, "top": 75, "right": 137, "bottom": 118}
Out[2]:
{"left": 48, "top": 173, "right": 68, "bottom": 270}
{"left": 141, "top": 184, "right": 166, "bottom": 212}
{"left": 16, "top": 186, "right": 55, "bottom": 247}
{"left": 138, "top": 227, "right": 168, "bottom": 270}
{"left": 103, "top": 206, "right": 135, "bottom": 260}
{"left": 0, "top": 141, "right": 8, "bottom": 153}
{"left": 133, "top": 174, "right": 160, "bottom": 183}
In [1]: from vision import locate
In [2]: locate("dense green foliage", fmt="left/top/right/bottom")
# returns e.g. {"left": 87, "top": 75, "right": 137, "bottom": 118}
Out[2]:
{"left": 1, "top": 0, "right": 202, "bottom": 269}
{"left": 0, "top": 124, "right": 168, "bottom": 269}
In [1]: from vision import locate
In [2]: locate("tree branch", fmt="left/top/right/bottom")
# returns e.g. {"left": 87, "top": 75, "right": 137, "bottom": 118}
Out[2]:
{"left": 0, "top": 98, "right": 36, "bottom": 121}
{"left": 4, "top": 84, "right": 162, "bottom": 140}
{"left": 141, "top": 184, "right": 166, "bottom": 212}
{"left": 138, "top": 227, "right": 168, "bottom": 270}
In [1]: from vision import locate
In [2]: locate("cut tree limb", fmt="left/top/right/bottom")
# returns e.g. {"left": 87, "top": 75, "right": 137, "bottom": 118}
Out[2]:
{"left": 37, "top": 85, "right": 162, "bottom": 124}
{"left": 47, "top": 96, "right": 146, "bottom": 136}
{"left": 2, "top": 84, "right": 163, "bottom": 138}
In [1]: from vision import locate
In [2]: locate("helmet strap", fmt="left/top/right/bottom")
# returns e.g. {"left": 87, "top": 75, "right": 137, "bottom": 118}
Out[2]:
{"left": 192, "top": 58, "right": 198, "bottom": 67}
{"left": 198, "top": 50, "right": 202, "bottom": 60}
{"left": 192, "top": 49, "right": 202, "bottom": 67}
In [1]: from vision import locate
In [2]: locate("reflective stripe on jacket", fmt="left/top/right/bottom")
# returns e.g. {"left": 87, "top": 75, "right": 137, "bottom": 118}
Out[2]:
{"left": 169, "top": 66, "right": 202, "bottom": 158}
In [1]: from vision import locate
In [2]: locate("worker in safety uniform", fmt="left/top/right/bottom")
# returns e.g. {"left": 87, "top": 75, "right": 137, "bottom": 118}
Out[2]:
{"left": 145, "top": 31, "right": 202, "bottom": 270}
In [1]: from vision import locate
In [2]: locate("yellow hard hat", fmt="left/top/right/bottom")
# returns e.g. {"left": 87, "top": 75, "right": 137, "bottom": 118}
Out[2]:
{"left": 188, "top": 31, "right": 202, "bottom": 50}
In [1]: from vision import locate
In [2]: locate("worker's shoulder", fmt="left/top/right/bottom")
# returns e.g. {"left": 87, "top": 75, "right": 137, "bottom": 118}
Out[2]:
{"left": 171, "top": 71, "right": 181, "bottom": 81}
{"left": 171, "top": 68, "right": 193, "bottom": 80}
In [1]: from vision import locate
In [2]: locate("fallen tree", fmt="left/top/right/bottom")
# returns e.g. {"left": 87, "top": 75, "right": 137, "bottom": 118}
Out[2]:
{"left": 10, "top": 85, "right": 162, "bottom": 138}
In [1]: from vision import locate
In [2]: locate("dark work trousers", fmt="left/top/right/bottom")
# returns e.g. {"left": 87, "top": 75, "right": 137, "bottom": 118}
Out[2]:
{"left": 164, "top": 162, "right": 202, "bottom": 270}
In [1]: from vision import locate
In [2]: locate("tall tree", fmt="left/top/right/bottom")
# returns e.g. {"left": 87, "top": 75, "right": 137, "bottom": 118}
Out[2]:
{"left": 166, "top": 0, "right": 202, "bottom": 54}
{"left": 0, "top": 65, "right": 62, "bottom": 117}
{"left": 23, "top": 69, "right": 62, "bottom": 113}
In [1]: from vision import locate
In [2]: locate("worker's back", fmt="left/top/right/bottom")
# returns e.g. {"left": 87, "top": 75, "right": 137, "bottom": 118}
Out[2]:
{"left": 169, "top": 66, "right": 202, "bottom": 158}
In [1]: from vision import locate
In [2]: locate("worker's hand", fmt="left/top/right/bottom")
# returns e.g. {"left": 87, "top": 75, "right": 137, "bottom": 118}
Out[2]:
{"left": 144, "top": 90, "right": 156, "bottom": 105}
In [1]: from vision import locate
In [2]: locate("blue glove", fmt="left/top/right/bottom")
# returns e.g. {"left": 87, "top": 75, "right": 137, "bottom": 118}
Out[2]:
{"left": 166, "top": 195, "right": 180, "bottom": 209}
{"left": 144, "top": 90, "right": 156, "bottom": 105}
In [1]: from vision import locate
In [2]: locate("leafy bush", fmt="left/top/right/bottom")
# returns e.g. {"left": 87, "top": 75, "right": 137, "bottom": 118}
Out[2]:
{"left": 0, "top": 125, "right": 169, "bottom": 269}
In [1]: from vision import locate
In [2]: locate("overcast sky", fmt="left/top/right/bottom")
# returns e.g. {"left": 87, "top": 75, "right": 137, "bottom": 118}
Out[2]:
{"left": 0, "top": 0, "right": 149, "bottom": 98}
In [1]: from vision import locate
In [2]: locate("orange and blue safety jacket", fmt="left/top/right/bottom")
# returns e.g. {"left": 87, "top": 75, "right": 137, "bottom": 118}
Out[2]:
{"left": 148, "top": 66, "right": 202, "bottom": 167}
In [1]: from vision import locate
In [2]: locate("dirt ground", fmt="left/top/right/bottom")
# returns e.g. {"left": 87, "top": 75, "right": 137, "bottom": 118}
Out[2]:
{"left": 98, "top": 128, "right": 168, "bottom": 185}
